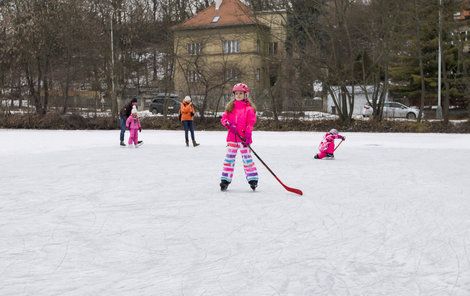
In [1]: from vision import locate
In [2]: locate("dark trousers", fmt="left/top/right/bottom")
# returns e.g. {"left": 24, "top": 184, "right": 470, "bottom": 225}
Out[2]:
{"left": 182, "top": 120, "right": 196, "bottom": 142}
{"left": 119, "top": 116, "right": 126, "bottom": 142}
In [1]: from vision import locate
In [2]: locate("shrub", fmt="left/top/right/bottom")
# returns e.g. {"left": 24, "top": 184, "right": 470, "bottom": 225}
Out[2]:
{"left": 1, "top": 113, "right": 469, "bottom": 133}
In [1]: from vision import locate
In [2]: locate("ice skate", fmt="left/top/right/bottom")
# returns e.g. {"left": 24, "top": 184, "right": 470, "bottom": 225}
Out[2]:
{"left": 325, "top": 153, "right": 335, "bottom": 160}
{"left": 220, "top": 180, "right": 230, "bottom": 191}
{"left": 249, "top": 180, "right": 258, "bottom": 191}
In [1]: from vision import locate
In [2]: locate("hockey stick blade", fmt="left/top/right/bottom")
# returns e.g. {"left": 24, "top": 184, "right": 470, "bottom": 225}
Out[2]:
{"left": 274, "top": 175, "right": 303, "bottom": 196}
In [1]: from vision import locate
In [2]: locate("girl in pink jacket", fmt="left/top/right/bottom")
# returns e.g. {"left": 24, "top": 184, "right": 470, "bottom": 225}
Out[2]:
{"left": 126, "top": 106, "right": 142, "bottom": 148}
{"left": 220, "top": 83, "right": 258, "bottom": 191}
{"left": 314, "top": 129, "right": 345, "bottom": 159}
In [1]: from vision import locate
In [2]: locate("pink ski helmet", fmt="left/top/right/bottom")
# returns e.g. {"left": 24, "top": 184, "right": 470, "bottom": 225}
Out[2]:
{"left": 329, "top": 128, "right": 338, "bottom": 135}
{"left": 232, "top": 83, "right": 250, "bottom": 94}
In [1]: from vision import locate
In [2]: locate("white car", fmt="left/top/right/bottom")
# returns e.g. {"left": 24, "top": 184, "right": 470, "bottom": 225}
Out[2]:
{"left": 362, "top": 102, "right": 421, "bottom": 119}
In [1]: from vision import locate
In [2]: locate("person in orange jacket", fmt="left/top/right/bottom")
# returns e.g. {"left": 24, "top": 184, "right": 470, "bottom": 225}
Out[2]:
{"left": 179, "top": 96, "right": 200, "bottom": 147}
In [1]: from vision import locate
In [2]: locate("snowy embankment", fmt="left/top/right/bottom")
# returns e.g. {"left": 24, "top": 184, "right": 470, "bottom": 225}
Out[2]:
{"left": 1, "top": 130, "right": 469, "bottom": 295}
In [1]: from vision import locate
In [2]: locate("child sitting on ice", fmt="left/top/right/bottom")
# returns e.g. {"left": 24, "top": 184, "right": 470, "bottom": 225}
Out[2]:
{"left": 314, "top": 129, "right": 345, "bottom": 159}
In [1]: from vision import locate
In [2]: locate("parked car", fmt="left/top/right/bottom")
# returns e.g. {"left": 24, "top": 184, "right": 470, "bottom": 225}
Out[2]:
{"left": 149, "top": 94, "right": 180, "bottom": 115}
{"left": 362, "top": 102, "right": 421, "bottom": 119}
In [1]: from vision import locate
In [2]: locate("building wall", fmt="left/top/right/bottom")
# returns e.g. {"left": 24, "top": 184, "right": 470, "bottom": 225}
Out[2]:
{"left": 254, "top": 10, "right": 287, "bottom": 55}
{"left": 174, "top": 26, "right": 270, "bottom": 101}
{"left": 173, "top": 16, "right": 286, "bottom": 110}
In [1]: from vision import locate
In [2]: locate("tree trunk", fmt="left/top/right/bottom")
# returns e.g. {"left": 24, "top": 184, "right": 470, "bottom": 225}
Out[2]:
{"left": 441, "top": 49, "right": 450, "bottom": 124}
{"left": 199, "top": 85, "right": 209, "bottom": 121}
{"left": 17, "top": 74, "right": 22, "bottom": 109}
{"left": 42, "top": 57, "right": 50, "bottom": 115}
{"left": 28, "top": 59, "right": 42, "bottom": 114}
{"left": 414, "top": 0, "right": 426, "bottom": 122}
{"left": 62, "top": 52, "right": 72, "bottom": 114}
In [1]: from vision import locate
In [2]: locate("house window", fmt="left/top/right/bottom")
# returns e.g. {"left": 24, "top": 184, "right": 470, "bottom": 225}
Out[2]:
{"left": 187, "top": 43, "right": 202, "bottom": 55}
{"left": 268, "top": 42, "right": 278, "bottom": 56}
{"left": 225, "top": 68, "right": 239, "bottom": 81}
{"left": 188, "top": 70, "right": 200, "bottom": 82}
{"left": 256, "top": 68, "right": 260, "bottom": 81}
{"left": 223, "top": 40, "right": 240, "bottom": 54}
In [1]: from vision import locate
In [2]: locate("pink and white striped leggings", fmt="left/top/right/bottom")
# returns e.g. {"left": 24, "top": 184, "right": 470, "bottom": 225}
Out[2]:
{"left": 221, "top": 142, "right": 258, "bottom": 183}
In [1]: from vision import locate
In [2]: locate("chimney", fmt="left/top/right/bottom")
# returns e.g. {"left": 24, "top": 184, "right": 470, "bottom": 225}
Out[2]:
{"left": 215, "top": 0, "right": 223, "bottom": 10}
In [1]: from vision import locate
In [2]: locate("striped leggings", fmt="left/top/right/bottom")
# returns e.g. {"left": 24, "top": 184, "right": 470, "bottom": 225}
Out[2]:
{"left": 221, "top": 142, "right": 258, "bottom": 183}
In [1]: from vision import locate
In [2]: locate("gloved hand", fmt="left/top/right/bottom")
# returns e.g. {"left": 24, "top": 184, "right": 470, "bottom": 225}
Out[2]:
{"left": 230, "top": 124, "right": 237, "bottom": 134}
{"left": 243, "top": 131, "right": 252, "bottom": 146}
{"left": 139, "top": 128, "right": 142, "bottom": 132}
{"left": 224, "top": 121, "right": 237, "bottom": 133}
{"left": 341, "top": 136, "right": 346, "bottom": 141}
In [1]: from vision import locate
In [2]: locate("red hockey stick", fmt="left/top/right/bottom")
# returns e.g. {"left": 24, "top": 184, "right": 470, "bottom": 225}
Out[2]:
{"left": 235, "top": 131, "right": 303, "bottom": 196}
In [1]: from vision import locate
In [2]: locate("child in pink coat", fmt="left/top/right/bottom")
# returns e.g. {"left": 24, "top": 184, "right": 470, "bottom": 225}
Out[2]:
{"left": 126, "top": 106, "right": 142, "bottom": 148}
{"left": 314, "top": 129, "right": 345, "bottom": 159}
{"left": 219, "top": 83, "right": 258, "bottom": 191}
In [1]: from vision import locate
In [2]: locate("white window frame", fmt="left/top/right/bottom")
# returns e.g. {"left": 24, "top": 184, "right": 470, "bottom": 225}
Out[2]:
{"left": 188, "top": 70, "right": 200, "bottom": 82}
{"left": 268, "top": 42, "right": 278, "bottom": 56}
{"left": 225, "top": 68, "right": 239, "bottom": 81}
{"left": 223, "top": 40, "right": 240, "bottom": 54}
{"left": 187, "top": 43, "right": 202, "bottom": 55}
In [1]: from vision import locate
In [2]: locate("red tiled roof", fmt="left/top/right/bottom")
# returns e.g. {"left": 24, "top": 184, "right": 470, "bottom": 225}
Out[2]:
{"left": 173, "top": 0, "right": 257, "bottom": 30}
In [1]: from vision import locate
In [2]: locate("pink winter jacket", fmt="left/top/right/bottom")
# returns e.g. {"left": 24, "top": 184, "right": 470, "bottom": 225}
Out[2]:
{"left": 319, "top": 132, "right": 344, "bottom": 153}
{"left": 220, "top": 99, "right": 256, "bottom": 143}
{"left": 126, "top": 116, "right": 141, "bottom": 130}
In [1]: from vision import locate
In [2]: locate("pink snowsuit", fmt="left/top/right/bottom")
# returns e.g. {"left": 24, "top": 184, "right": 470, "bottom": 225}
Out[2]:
{"left": 126, "top": 115, "right": 141, "bottom": 145}
{"left": 220, "top": 99, "right": 256, "bottom": 143}
{"left": 315, "top": 132, "right": 344, "bottom": 159}
{"left": 220, "top": 99, "right": 258, "bottom": 183}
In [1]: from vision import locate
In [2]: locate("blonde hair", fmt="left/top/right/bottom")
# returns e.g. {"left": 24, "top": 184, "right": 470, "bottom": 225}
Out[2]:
{"left": 225, "top": 96, "right": 257, "bottom": 112}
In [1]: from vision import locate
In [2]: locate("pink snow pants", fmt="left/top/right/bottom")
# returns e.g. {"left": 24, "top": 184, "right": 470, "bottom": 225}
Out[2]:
{"left": 316, "top": 141, "right": 335, "bottom": 159}
{"left": 128, "top": 129, "right": 139, "bottom": 145}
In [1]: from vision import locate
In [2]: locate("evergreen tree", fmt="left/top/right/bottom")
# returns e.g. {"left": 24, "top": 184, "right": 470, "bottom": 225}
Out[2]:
{"left": 390, "top": 0, "right": 470, "bottom": 116}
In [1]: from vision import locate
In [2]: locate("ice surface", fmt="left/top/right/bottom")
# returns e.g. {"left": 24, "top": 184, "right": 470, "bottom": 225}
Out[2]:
{"left": 1, "top": 130, "right": 469, "bottom": 295}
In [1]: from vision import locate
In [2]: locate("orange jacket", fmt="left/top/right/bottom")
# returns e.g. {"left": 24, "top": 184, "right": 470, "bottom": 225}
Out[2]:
{"left": 180, "top": 102, "right": 195, "bottom": 121}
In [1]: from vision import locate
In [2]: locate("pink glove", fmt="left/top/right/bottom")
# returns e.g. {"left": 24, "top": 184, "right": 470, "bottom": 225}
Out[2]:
{"left": 225, "top": 121, "right": 237, "bottom": 134}
{"left": 244, "top": 131, "right": 252, "bottom": 145}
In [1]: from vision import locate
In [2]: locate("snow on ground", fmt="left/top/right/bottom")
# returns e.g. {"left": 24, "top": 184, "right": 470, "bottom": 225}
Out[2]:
{"left": 1, "top": 129, "right": 470, "bottom": 296}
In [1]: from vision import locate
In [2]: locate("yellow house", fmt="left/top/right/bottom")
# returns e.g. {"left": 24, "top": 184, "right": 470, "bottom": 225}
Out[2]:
{"left": 172, "top": 0, "right": 286, "bottom": 112}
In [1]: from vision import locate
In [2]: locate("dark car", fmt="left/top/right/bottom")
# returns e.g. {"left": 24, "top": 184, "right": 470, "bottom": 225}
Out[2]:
{"left": 149, "top": 94, "right": 180, "bottom": 115}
